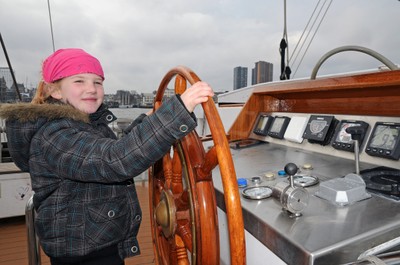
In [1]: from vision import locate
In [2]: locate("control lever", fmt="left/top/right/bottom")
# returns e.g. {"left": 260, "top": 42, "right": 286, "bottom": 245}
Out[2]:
{"left": 272, "top": 163, "right": 309, "bottom": 218}
{"left": 285, "top": 162, "right": 298, "bottom": 188}
{"left": 346, "top": 126, "right": 366, "bottom": 175}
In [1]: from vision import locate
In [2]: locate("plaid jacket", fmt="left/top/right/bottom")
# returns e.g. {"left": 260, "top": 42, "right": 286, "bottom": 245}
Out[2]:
{"left": 0, "top": 96, "right": 196, "bottom": 259}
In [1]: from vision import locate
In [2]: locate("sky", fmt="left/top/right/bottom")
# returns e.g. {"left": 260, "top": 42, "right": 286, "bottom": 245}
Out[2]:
{"left": 1, "top": 0, "right": 399, "bottom": 94}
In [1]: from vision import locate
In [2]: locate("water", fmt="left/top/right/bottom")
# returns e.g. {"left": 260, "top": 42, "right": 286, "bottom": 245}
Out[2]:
{"left": 108, "top": 107, "right": 149, "bottom": 138}
{"left": 109, "top": 107, "right": 151, "bottom": 180}
{"left": 109, "top": 108, "right": 149, "bottom": 120}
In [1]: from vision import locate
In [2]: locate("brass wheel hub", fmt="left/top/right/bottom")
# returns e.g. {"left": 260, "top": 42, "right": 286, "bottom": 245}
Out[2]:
{"left": 155, "top": 190, "right": 176, "bottom": 238}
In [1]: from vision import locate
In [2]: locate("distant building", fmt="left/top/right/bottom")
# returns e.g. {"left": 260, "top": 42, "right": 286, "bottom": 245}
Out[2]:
{"left": 0, "top": 67, "right": 13, "bottom": 89}
{"left": 252, "top": 61, "right": 273, "bottom": 85}
{"left": 233, "top": 66, "right": 248, "bottom": 90}
{"left": 141, "top": 93, "right": 154, "bottom": 108}
{"left": 116, "top": 90, "right": 131, "bottom": 106}
{"left": 9, "top": 83, "right": 26, "bottom": 102}
{"left": 0, "top": 77, "right": 7, "bottom": 102}
{"left": 163, "top": 88, "right": 175, "bottom": 98}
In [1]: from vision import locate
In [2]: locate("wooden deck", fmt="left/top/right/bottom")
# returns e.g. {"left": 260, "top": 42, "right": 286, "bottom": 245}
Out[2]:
{"left": 0, "top": 181, "right": 156, "bottom": 265}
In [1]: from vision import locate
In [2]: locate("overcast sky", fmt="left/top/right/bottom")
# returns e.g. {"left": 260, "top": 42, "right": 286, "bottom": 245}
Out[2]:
{"left": 1, "top": 0, "right": 399, "bottom": 94}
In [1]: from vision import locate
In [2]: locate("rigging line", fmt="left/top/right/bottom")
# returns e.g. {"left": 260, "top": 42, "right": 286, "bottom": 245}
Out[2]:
{"left": 289, "top": 0, "right": 323, "bottom": 64}
{"left": 0, "top": 33, "right": 22, "bottom": 101}
{"left": 292, "top": 0, "right": 333, "bottom": 78}
{"left": 282, "top": 0, "right": 289, "bottom": 66}
{"left": 47, "top": 0, "right": 56, "bottom": 52}
{"left": 290, "top": 0, "right": 328, "bottom": 70}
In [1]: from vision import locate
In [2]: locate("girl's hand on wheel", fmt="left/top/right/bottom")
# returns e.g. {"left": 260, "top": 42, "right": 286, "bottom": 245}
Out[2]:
{"left": 180, "top": 81, "right": 214, "bottom": 112}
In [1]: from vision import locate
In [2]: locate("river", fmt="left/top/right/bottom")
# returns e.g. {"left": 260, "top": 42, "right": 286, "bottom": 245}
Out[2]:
{"left": 109, "top": 107, "right": 149, "bottom": 120}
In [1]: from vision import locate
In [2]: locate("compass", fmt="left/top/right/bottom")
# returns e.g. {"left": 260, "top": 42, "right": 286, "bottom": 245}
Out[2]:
{"left": 242, "top": 186, "right": 273, "bottom": 200}
{"left": 293, "top": 174, "right": 319, "bottom": 187}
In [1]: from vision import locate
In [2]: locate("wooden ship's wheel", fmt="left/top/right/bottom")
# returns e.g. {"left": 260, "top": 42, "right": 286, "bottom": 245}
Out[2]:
{"left": 149, "top": 66, "right": 245, "bottom": 265}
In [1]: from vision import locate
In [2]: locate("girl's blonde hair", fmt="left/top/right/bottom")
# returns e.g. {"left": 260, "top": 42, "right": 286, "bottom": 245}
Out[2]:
{"left": 31, "top": 80, "right": 59, "bottom": 104}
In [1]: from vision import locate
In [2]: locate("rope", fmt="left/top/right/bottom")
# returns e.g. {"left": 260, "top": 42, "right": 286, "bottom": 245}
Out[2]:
{"left": 284, "top": 0, "right": 333, "bottom": 78}
{"left": 280, "top": 0, "right": 291, "bottom": 80}
{"left": 289, "top": 0, "right": 323, "bottom": 65}
{"left": 293, "top": 0, "right": 333, "bottom": 77}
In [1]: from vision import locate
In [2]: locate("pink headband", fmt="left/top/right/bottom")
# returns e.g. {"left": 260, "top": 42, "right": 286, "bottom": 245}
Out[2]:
{"left": 42, "top": 48, "right": 105, "bottom": 83}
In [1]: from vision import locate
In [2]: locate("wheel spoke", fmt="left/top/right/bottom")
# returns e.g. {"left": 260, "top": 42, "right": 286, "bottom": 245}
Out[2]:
{"left": 197, "top": 146, "right": 218, "bottom": 181}
{"left": 171, "top": 146, "right": 183, "bottom": 193}
{"left": 176, "top": 221, "right": 193, "bottom": 253}
{"left": 174, "top": 234, "right": 190, "bottom": 265}
{"left": 163, "top": 151, "right": 173, "bottom": 189}
{"left": 174, "top": 190, "right": 189, "bottom": 211}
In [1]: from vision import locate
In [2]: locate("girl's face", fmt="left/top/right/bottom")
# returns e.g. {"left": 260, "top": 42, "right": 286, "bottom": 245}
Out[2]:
{"left": 51, "top": 73, "right": 104, "bottom": 114}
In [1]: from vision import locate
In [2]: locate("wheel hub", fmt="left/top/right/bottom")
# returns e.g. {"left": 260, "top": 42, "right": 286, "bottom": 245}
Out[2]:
{"left": 155, "top": 190, "right": 176, "bottom": 238}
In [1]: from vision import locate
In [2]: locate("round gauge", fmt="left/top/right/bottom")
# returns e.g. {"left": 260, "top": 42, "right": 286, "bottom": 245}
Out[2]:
{"left": 337, "top": 123, "right": 357, "bottom": 143}
{"left": 310, "top": 120, "right": 327, "bottom": 134}
{"left": 242, "top": 186, "right": 273, "bottom": 200}
{"left": 293, "top": 174, "right": 319, "bottom": 187}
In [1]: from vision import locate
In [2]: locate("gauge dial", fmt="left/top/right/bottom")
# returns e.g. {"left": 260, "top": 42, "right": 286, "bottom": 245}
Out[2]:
{"left": 310, "top": 120, "right": 327, "bottom": 134}
{"left": 293, "top": 174, "right": 319, "bottom": 187}
{"left": 337, "top": 123, "right": 356, "bottom": 143}
{"left": 242, "top": 186, "right": 273, "bottom": 200}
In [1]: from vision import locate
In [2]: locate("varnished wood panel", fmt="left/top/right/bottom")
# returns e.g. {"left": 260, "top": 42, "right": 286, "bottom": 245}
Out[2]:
{"left": 253, "top": 70, "right": 400, "bottom": 97}
{"left": 228, "top": 95, "right": 279, "bottom": 141}
{"left": 228, "top": 70, "right": 400, "bottom": 141}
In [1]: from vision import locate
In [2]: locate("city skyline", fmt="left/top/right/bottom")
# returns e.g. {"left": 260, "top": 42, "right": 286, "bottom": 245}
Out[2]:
{"left": 234, "top": 61, "right": 274, "bottom": 90}
{"left": 2, "top": 1, "right": 399, "bottom": 94}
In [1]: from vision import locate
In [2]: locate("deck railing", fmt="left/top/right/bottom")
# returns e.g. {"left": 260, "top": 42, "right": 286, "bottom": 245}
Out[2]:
{"left": 25, "top": 196, "right": 41, "bottom": 265}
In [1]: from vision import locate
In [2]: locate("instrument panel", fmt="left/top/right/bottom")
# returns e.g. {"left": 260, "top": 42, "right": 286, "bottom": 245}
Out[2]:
{"left": 366, "top": 122, "right": 400, "bottom": 160}
{"left": 302, "top": 115, "right": 338, "bottom": 146}
{"left": 253, "top": 114, "right": 274, "bottom": 136}
{"left": 331, "top": 120, "right": 369, "bottom": 152}
{"left": 251, "top": 112, "right": 400, "bottom": 161}
{"left": 267, "top": 116, "right": 290, "bottom": 139}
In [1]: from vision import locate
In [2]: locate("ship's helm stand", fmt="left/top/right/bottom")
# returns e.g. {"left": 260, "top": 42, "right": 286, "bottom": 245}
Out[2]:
{"left": 149, "top": 66, "right": 246, "bottom": 265}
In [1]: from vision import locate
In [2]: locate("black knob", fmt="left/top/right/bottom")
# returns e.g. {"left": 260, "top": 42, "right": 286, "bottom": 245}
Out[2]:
{"left": 345, "top": 126, "right": 365, "bottom": 142}
{"left": 284, "top": 163, "right": 298, "bottom": 176}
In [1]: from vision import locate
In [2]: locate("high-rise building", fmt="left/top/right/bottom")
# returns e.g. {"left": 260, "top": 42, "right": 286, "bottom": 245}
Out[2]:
{"left": 251, "top": 61, "right": 273, "bottom": 85}
{"left": 233, "top": 66, "right": 248, "bottom": 90}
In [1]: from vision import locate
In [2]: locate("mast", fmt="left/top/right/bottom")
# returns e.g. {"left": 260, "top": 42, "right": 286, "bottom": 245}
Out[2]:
{"left": 47, "top": 0, "right": 56, "bottom": 52}
{"left": 279, "top": 0, "right": 291, "bottom": 80}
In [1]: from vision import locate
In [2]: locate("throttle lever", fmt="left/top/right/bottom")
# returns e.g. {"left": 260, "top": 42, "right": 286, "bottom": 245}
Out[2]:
{"left": 346, "top": 126, "right": 366, "bottom": 175}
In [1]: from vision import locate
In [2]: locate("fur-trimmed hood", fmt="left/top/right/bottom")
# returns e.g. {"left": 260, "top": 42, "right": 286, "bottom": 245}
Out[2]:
{"left": 0, "top": 101, "right": 116, "bottom": 171}
{"left": 0, "top": 102, "right": 90, "bottom": 123}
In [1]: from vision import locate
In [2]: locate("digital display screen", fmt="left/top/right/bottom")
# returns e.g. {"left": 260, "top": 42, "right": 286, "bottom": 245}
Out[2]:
{"left": 269, "top": 117, "right": 285, "bottom": 133}
{"left": 303, "top": 115, "right": 337, "bottom": 145}
{"left": 332, "top": 120, "right": 369, "bottom": 152}
{"left": 369, "top": 125, "right": 399, "bottom": 150}
{"left": 256, "top": 116, "right": 269, "bottom": 131}
{"left": 253, "top": 114, "right": 273, "bottom": 136}
{"left": 335, "top": 122, "right": 360, "bottom": 143}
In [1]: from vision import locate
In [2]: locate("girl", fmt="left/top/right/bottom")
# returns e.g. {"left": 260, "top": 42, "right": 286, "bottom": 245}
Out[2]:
{"left": 0, "top": 48, "right": 214, "bottom": 265}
